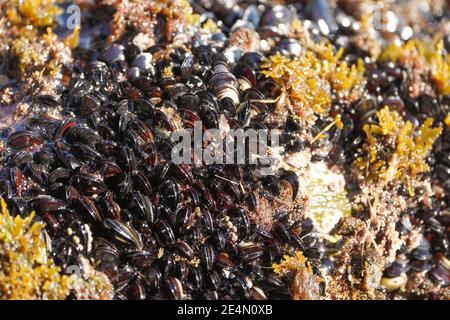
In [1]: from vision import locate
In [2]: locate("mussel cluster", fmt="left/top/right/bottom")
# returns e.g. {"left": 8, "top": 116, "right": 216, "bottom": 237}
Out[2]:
{"left": 340, "top": 60, "right": 450, "bottom": 294}
{"left": 1, "top": 0, "right": 449, "bottom": 300}
{"left": 0, "top": 42, "right": 326, "bottom": 299}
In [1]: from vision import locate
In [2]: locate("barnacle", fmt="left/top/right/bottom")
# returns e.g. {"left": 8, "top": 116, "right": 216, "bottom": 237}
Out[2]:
{"left": 379, "top": 38, "right": 450, "bottom": 95}
{"left": 355, "top": 106, "right": 442, "bottom": 195}
{"left": 0, "top": 199, "right": 72, "bottom": 300}
{"left": 273, "top": 251, "right": 322, "bottom": 300}
{"left": 261, "top": 42, "right": 364, "bottom": 125}
{"left": 71, "top": 257, "right": 114, "bottom": 300}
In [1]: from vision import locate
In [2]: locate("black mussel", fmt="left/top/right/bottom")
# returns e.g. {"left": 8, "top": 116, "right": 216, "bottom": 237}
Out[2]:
{"left": 126, "top": 250, "right": 156, "bottom": 270}
{"left": 7, "top": 130, "right": 44, "bottom": 150}
{"left": 65, "top": 125, "right": 102, "bottom": 147}
{"left": 175, "top": 240, "right": 195, "bottom": 259}
{"left": 30, "top": 195, "right": 66, "bottom": 214}
{"left": 429, "top": 255, "right": 450, "bottom": 286}
{"left": 164, "top": 277, "right": 184, "bottom": 300}
{"left": 411, "top": 239, "right": 433, "bottom": 261}
{"left": 206, "top": 269, "right": 222, "bottom": 291}
{"left": 273, "top": 222, "right": 290, "bottom": 242}
{"left": 24, "top": 163, "right": 48, "bottom": 186}
{"left": 169, "top": 163, "right": 194, "bottom": 184}
{"left": 158, "top": 179, "right": 179, "bottom": 210}
{"left": 228, "top": 207, "right": 251, "bottom": 239}
{"left": 201, "top": 209, "right": 216, "bottom": 233}
{"left": 173, "top": 261, "right": 189, "bottom": 283}
{"left": 304, "top": 243, "right": 325, "bottom": 261}
{"left": 48, "top": 167, "right": 71, "bottom": 184}
{"left": 141, "top": 265, "right": 162, "bottom": 292}
{"left": 383, "top": 254, "right": 410, "bottom": 278}
{"left": 128, "top": 191, "right": 154, "bottom": 224}
{"left": 99, "top": 191, "right": 121, "bottom": 221}
{"left": 74, "top": 195, "right": 102, "bottom": 223}
{"left": 70, "top": 143, "right": 104, "bottom": 162}
{"left": 175, "top": 206, "right": 197, "bottom": 235}
{"left": 8, "top": 151, "right": 32, "bottom": 168}
{"left": 215, "top": 252, "right": 236, "bottom": 271}
{"left": 262, "top": 175, "right": 281, "bottom": 197}
{"left": 33, "top": 149, "right": 57, "bottom": 169}
{"left": 70, "top": 173, "right": 108, "bottom": 198}
{"left": 110, "top": 172, "right": 133, "bottom": 195}
{"left": 131, "top": 170, "right": 153, "bottom": 196}
{"left": 154, "top": 219, "right": 176, "bottom": 246}
{"left": 188, "top": 267, "right": 203, "bottom": 290}
{"left": 290, "top": 231, "right": 305, "bottom": 251}
{"left": 280, "top": 170, "right": 299, "bottom": 201}
{"left": 230, "top": 275, "right": 250, "bottom": 299}
{"left": 36, "top": 94, "right": 61, "bottom": 108}
{"left": 260, "top": 5, "right": 294, "bottom": 37}
{"left": 102, "top": 218, "right": 143, "bottom": 249}
{"left": 239, "top": 243, "right": 264, "bottom": 264}
{"left": 121, "top": 278, "right": 146, "bottom": 300}
{"left": 409, "top": 259, "right": 433, "bottom": 273}
{"left": 202, "top": 244, "right": 215, "bottom": 271}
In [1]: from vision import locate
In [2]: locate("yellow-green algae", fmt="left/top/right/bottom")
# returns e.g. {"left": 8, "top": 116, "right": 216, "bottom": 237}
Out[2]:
{"left": 260, "top": 42, "right": 365, "bottom": 125}
{"left": 355, "top": 106, "right": 442, "bottom": 195}
{"left": 379, "top": 38, "right": 450, "bottom": 96}
{"left": 3, "top": 0, "right": 76, "bottom": 77}
{"left": 0, "top": 199, "right": 72, "bottom": 300}
{"left": 0, "top": 198, "right": 114, "bottom": 300}
{"left": 6, "top": 0, "right": 60, "bottom": 28}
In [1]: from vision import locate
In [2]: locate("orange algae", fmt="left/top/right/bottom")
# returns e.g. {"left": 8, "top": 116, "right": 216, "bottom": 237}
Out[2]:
{"left": 355, "top": 106, "right": 442, "bottom": 195}
{"left": 273, "top": 251, "right": 322, "bottom": 300}
{"left": 0, "top": 199, "right": 72, "bottom": 300}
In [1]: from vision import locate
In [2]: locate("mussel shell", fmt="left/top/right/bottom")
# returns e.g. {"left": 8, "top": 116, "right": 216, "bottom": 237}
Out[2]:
{"left": 154, "top": 219, "right": 176, "bottom": 246}
{"left": 103, "top": 218, "right": 143, "bottom": 249}
{"left": 164, "top": 277, "right": 184, "bottom": 300}
{"left": 7, "top": 130, "right": 45, "bottom": 150}
{"left": 30, "top": 195, "right": 66, "bottom": 214}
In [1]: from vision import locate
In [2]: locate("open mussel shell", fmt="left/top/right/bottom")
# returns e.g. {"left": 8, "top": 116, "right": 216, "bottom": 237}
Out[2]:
{"left": 7, "top": 130, "right": 45, "bottom": 150}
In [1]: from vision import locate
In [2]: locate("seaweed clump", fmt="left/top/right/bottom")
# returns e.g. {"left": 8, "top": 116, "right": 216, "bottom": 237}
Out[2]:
{"left": 4, "top": 0, "right": 70, "bottom": 76}
{"left": 379, "top": 38, "right": 450, "bottom": 96}
{"left": 273, "top": 251, "right": 322, "bottom": 300}
{"left": 355, "top": 106, "right": 442, "bottom": 195}
{"left": 260, "top": 43, "right": 365, "bottom": 126}
{"left": 6, "top": 0, "right": 60, "bottom": 28}
{"left": 0, "top": 199, "right": 72, "bottom": 300}
{"left": 70, "top": 257, "right": 114, "bottom": 300}
{"left": 108, "top": 0, "right": 200, "bottom": 46}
